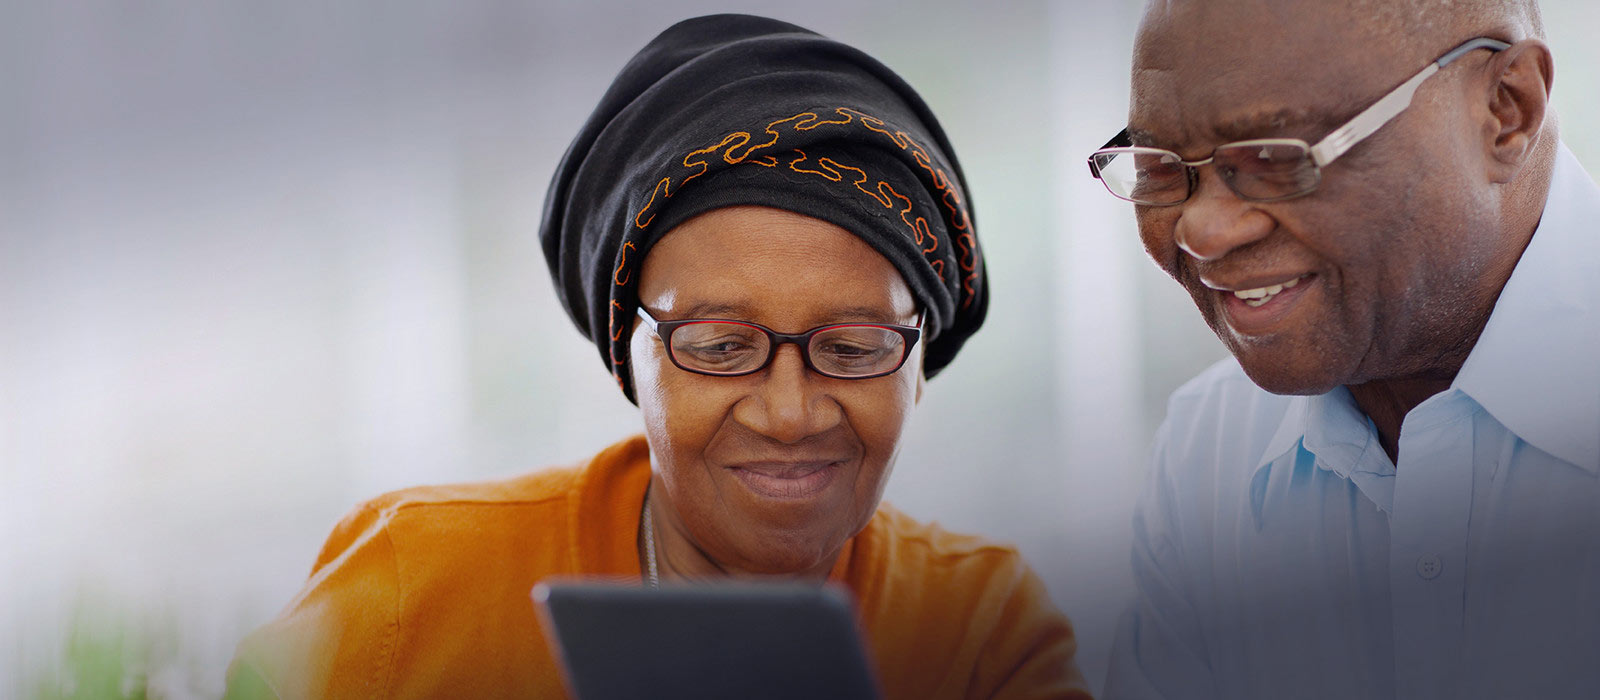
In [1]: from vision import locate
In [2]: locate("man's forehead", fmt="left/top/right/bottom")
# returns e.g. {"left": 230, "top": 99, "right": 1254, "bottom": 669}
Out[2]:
{"left": 1126, "top": 106, "right": 1335, "bottom": 147}
{"left": 1134, "top": 0, "right": 1445, "bottom": 76}
{"left": 1138, "top": 0, "right": 1416, "bottom": 39}
{"left": 1130, "top": 0, "right": 1402, "bottom": 146}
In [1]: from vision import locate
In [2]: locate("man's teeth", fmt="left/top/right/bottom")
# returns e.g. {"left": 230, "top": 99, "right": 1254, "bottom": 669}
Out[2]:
{"left": 1232, "top": 277, "right": 1301, "bottom": 307}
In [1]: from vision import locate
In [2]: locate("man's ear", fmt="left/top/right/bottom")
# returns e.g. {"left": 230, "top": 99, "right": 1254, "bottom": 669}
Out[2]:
{"left": 1483, "top": 38, "right": 1554, "bottom": 183}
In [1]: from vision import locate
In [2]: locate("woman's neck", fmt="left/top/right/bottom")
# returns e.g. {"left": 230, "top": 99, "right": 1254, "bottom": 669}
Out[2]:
{"left": 640, "top": 475, "right": 838, "bottom": 583}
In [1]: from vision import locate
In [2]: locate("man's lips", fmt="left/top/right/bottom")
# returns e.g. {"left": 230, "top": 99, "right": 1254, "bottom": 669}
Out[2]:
{"left": 1201, "top": 272, "right": 1313, "bottom": 297}
{"left": 1202, "top": 273, "right": 1318, "bottom": 335}
{"left": 726, "top": 460, "right": 844, "bottom": 500}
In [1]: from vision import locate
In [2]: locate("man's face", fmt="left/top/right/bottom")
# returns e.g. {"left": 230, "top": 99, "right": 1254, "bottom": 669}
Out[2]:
{"left": 1129, "top": 1, "right": 1505, "bottom": 394}
{"left": 630, "top": 205, "right": 922, "bottom": 576}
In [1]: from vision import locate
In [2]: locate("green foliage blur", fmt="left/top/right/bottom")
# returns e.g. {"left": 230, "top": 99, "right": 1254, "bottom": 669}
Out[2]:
{"left": 27, "top": 599, "right": 149, "bottom": 700}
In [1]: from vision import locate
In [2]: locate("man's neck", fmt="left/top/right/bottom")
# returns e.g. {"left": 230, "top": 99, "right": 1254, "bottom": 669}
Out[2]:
{"left": 1346, "top": 376, "right": 1455, "bottom": 465}
{"left": 1345, "top": 207, "right": 1544, "bottom": 466}
{"left": 1335, "top": 137, "right": 1558, "bottom": 467}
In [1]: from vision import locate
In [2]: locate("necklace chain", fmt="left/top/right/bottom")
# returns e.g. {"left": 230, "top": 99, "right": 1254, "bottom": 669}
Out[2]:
{"left": 642, "top": 488, "right": 660, "bottom": 589}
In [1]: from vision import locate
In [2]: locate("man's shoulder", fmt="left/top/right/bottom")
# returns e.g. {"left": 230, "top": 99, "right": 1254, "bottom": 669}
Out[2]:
{"left": 1155, "top": 357, "right": 1302, "bottom": 486}
{"left": 1165, "top": 357, "right": 1296, "bottom": 432}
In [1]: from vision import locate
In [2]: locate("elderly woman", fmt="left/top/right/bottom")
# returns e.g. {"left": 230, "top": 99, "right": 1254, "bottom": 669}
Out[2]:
{"left": 228, "top": 14, "right": 1089, "bottom": 700}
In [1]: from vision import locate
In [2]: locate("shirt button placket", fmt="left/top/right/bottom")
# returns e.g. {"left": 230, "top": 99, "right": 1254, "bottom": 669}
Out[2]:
{"left": 1416, "top": 554, "right": 1443, "bottom": 580}
{"left": 1389, "top": 397, "right": 1475, "bottom": 700}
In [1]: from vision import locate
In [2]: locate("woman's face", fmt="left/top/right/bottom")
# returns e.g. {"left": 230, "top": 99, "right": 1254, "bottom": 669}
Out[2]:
{"left": 630, "top": 205, "right": 923, "bottom": 577}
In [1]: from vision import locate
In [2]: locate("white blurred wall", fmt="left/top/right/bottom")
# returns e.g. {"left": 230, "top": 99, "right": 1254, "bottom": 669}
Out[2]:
{"left": 3, "top": 1, "right": 1596, "bottom": 697}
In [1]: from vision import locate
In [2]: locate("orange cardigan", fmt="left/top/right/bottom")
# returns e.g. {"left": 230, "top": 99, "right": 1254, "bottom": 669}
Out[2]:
{"left": 227, "top": 436, "right": 1091, "bottom": 699}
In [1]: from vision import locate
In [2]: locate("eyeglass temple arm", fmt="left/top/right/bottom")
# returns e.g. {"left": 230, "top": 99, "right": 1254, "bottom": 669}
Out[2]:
{"left": 635, "top": 306, "right": 659, "bottom": 332}
{"left": 1310, "top": 37, "right": 1511, "bottom": 167}
{"left": 1088, "top": 128, "right": 1134, "bottom": 178}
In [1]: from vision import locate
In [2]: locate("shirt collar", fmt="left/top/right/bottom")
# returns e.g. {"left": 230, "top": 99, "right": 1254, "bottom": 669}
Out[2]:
{"left": 1249, "top": 393, "right": 1314, "bottom": 531}
{"left": 1246, "top": 145, "right": 1599, "bottom": 523}
{"left": 1250, "top": 387, "right": 1399, "bottom": 526}
{"left": 1453, "top": 143, "right": 1600, "bottom": 472}
{"left": 1254, "top": 388, "right": 1383, "bottom": 474}
{"left": 1256, "top": 394, "right": 1311, "bottom": 468}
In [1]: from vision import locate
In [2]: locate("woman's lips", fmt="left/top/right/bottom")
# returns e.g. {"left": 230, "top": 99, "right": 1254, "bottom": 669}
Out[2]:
{"left": 727, "top": 461, "right": 842, "bottom": 500}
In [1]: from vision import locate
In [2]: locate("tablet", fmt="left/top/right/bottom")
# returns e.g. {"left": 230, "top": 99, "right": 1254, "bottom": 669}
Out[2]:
{"left": 532, "top": 580, "right": 881, "bottom": 700}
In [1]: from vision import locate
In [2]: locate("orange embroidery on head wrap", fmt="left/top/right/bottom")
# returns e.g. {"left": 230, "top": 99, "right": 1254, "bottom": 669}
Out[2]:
{"left": 613, "top": 242, "right": 637, "bottom": 286}
{"left": 628, "top": 107, "right": 973, "bottom": 291}
{"left": 841, "top": 108, "right": 908, "bottom": 149}
{"left": 727, "top": 113, "right": 804, "bottom": 162}
{"left": 787, "top": 149, "right": 842, "bottom": 181}
{"left": 635, "top": 133, "right": 751, "bottom": 229}
{"left": 793, "top": 109, "right": 855, "bottom": 131}
{"left": 608, "top": 300, "right": 628, "bottom": 343}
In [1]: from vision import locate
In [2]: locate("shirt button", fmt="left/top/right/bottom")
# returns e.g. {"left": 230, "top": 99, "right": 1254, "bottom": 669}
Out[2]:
{"left": 1416, "top": 554, "right": 1443, "bottom": 580}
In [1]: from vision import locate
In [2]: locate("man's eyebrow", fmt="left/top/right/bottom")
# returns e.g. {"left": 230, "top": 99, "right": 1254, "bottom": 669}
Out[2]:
{"left": 1214, "top": 107, "right": 1335, "bottom": 142}
{"left": 1126, "top": 127, "right": 1160, "bottom": 147}
{"left": 1128, "top": 108, "right": 1342, "bottom": 151}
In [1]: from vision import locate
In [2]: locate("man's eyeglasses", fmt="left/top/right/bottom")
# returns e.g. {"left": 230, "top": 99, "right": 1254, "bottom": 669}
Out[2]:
{"left": 636, "top": 307, "right": 923, "bottom": 380}
{"left": 1086, "top": 37, "right": 1511, "bottom": 206}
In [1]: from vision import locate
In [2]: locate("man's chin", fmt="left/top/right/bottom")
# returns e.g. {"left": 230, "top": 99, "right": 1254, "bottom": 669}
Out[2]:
{"left": 1232, "top": 352, "right": 1348, "bottom": 397}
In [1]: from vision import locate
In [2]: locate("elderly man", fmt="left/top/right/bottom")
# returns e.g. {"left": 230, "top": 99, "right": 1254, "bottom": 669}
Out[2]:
{"left": 1089, "top": 1, "right": 1598, "bottom": 699}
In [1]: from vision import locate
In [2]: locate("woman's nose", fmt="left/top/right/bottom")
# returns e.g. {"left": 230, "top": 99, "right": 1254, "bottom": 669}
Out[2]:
{"left": 733, "top": 344, "right": 843, "bottom": 444}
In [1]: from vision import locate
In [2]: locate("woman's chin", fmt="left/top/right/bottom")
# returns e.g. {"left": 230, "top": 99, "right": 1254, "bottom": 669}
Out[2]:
{"left": 722, "top": 529, "right": 849, "bottom": 578}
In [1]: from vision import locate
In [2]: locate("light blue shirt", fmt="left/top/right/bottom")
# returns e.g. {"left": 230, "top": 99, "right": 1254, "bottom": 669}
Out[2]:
{"left": 1104, "top": 144, "right": 1600, "bottom": 700}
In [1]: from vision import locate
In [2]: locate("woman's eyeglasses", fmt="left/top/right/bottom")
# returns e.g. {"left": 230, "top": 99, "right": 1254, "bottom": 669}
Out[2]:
{"left": 1086, "top": 37, "right": 1511, "bottom": 206}
{"left": 636, "top": 307, "right": 923, "bottom": 380}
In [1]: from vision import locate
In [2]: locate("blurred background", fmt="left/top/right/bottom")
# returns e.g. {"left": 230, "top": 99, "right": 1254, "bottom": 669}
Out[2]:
{"left": 4, "top": 1, "right": 1597, "bottom": 697}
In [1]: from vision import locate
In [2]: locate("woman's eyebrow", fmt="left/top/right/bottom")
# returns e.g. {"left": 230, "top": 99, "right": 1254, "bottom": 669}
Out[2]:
{"left": 675, "top": 301, "right": 751, "bottom": 319}
{"left": 671, "top": 302, "right": 904, "bottom": 324}
{"left": 823, "top": 305, "right": 907, "bottom": 323}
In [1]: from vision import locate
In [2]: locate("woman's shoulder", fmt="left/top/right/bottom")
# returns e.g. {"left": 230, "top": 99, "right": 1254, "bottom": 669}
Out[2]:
{"left": 312, "top": 435, "right": 651, "bottom": 571}
{"left": 863, "top": 502, "right": 1025, "bottom": 568}
{"left": 360, "top": 436, "right": 645, "bottom": 517}
{"left": 359, "top": 465, "right": 580, "bottom": 519}
{"left": 852, "top": 505, "right": 1092, "bottom": 699}
{"left": 226, "top": 437, "right": 654, "bottom": 698}
{"left": 849, "top": 502, "right": 1037, "bottom": 605}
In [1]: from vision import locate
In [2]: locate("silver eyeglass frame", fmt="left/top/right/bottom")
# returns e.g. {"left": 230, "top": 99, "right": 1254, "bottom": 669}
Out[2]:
{"left": 1087, "top": 36, "right": 1512, "bottom": 205}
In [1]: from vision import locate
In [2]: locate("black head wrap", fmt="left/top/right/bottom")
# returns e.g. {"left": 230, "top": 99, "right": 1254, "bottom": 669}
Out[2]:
{"left": 540, "top": 13, "right": 988, "bottom": 402}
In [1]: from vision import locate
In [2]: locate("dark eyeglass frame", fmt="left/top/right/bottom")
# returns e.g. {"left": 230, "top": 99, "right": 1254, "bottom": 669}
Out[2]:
{"left": 635, "top": 307, "right": 924, "bottom": 380}
{"left": 1086, "top": 36, "right": 1512, "bottom": 206}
